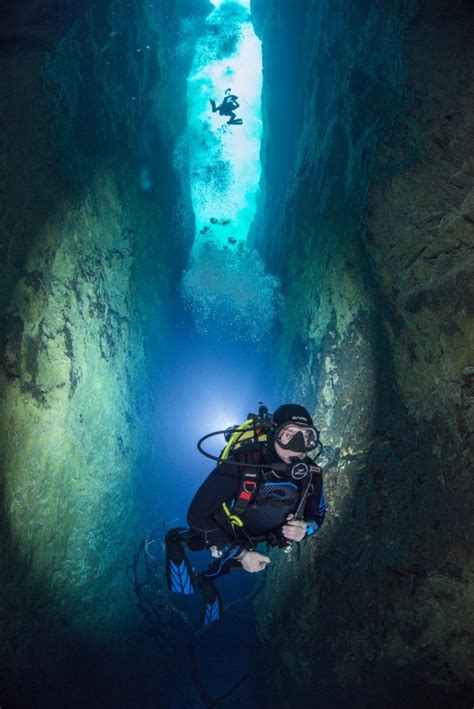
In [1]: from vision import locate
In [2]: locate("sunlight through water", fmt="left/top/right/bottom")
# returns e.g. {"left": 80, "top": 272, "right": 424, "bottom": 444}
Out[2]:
{"left": 180, "top": 0, "right": 281, "bottom": 343}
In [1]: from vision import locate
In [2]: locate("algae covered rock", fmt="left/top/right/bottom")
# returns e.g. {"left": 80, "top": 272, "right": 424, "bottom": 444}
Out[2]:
{"left": 251, "top": 0, "right": 474, "bottom": 705}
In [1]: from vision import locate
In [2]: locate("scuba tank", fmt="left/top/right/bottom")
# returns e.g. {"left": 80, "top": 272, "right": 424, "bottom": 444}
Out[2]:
{"left": 220, "top": 402, "right": 273, "bottom": 461}
{"left": 197, "top": 401, "right": 322, "bottom": 471}
{"left": 197, "top": 401, "right": 283, "bottom": 470}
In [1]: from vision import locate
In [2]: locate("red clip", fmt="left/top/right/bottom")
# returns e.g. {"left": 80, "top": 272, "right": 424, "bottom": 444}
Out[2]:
{"left": 239, "top": 490, "right": 252, "bottom": 501}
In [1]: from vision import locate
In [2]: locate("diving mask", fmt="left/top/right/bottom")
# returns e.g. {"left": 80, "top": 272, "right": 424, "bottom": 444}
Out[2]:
{"left": 274, "top": 423, "right": 320, "bottom": 453}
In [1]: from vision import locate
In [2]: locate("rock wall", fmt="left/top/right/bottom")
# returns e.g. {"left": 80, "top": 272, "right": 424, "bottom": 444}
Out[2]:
{"left": 251, "top": 0, "right": 473, "bottom": 706}
{"left": 0, "top": 2, "right": 202, "bottom": 704}
{"left": 2, "top": 0, "right": 472, "bottom": 705}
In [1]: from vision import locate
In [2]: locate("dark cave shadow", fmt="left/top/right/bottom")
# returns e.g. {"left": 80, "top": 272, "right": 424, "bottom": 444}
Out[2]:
{"left": 257, "top": 259, "right": 472, "bottom": 709}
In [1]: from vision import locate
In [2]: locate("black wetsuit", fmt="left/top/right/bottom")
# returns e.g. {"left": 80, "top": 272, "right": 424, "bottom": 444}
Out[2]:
{"left": 209, "top": 95, "right": 243, "bottom": 124}
{"left": 184, "top": 445, "right": 326, "bottom": 581}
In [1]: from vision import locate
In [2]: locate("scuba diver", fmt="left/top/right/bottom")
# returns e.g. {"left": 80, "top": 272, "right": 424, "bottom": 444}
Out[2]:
{"left": 209, "top": 88, "right": 243, "bottom": 125}
{"left": 165, "top": 404, "right": 326, "bottom": 627}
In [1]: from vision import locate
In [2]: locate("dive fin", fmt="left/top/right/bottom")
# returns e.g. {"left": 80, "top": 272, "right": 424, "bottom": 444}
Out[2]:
{"left": 197, "top": 577, "right": 224, "bottom": 627}
{"left": 168, "top": 559, "right": 195, "bottom": 595}
{"left": 165, "top": 530, "right": 196, "bottom": 595}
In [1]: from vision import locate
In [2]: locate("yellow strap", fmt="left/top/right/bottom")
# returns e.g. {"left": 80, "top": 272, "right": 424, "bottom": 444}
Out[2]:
{"left": 222, "top": 502, "right": 244, "bottom": 528}
{"left": 220, "top": 418, "right": 254, "bottom": 461}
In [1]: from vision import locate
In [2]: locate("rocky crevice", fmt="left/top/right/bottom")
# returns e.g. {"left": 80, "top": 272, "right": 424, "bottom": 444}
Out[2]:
{"left": 252, "top": 0, "right": 474, "bottom": 706}
{"left": 0, "top": 2, "right": 203, "bottom": 704}
{"left": 1, "top": 0, "right": 473, "bottom": 705}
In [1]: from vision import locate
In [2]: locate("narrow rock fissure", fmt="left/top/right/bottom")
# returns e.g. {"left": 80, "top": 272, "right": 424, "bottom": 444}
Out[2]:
{"left": 1, "top": 1, "right": 473, "bottom": 707}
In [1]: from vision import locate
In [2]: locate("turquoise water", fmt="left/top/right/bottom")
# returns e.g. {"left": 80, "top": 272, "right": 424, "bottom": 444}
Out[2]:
{"left": 180, "top": 0, "right": 281, "bottom": 343}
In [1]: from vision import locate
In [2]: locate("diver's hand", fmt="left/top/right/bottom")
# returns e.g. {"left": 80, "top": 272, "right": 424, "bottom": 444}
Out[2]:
{"left": 240, "top": 551, "right": 271, "bottom": 573}
{"left": 282, "top": 514, "right": 307, "bottom": 543}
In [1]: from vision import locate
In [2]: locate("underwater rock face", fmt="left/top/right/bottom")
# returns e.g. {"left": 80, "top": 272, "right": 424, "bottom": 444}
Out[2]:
{"left": 0, "top": 1, "right": 202, "bottom": 704}
{"left": 1, "top": 0, "right": 472, "bottom": 705}
{"left": 2, "top": 169, "right": 148, "bottom": 613}
{"left": 252, "top": 0, "right": 474, "bottom": 706}
{"left": 368, "top": 3, "right": 474, "bottom": 429}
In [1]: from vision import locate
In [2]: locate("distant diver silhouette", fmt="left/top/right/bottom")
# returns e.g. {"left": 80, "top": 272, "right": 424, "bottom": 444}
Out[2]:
{"left": 209, "top": 87, "right": 243, "bottom": 125}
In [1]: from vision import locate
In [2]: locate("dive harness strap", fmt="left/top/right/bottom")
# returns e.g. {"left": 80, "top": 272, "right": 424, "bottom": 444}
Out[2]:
{"left": 221, "top": 446, "right": 261, "bottom": 550}
{"left": 221, "top": 446, "right": 322, "bottom": 553}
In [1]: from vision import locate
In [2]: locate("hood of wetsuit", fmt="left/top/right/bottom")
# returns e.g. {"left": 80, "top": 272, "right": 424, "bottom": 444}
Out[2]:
{"left": 273, "top": 403, "right": 314, "bottom": 428}
{"left": 272, "top": 404, "right": 319, "bottom": 453}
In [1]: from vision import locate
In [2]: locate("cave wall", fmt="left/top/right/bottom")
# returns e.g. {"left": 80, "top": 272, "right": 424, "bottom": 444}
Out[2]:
{"left": 251, "top": 0, "right": 473, "bottom": 706}
{"left": 0, "top": 2, "right": 203, "bottom": 704}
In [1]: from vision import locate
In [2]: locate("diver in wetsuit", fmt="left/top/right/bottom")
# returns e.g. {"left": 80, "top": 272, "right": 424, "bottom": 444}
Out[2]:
{"left": 209, "top": 88, "right": 243, "bottom": 125}
{"left": 165, "top": 404, "right": 326, "bottom": 626}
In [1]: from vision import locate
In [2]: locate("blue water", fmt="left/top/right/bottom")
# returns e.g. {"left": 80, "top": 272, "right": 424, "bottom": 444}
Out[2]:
{"left": 142, "top": 304, "right": 275, "bottom": 703}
